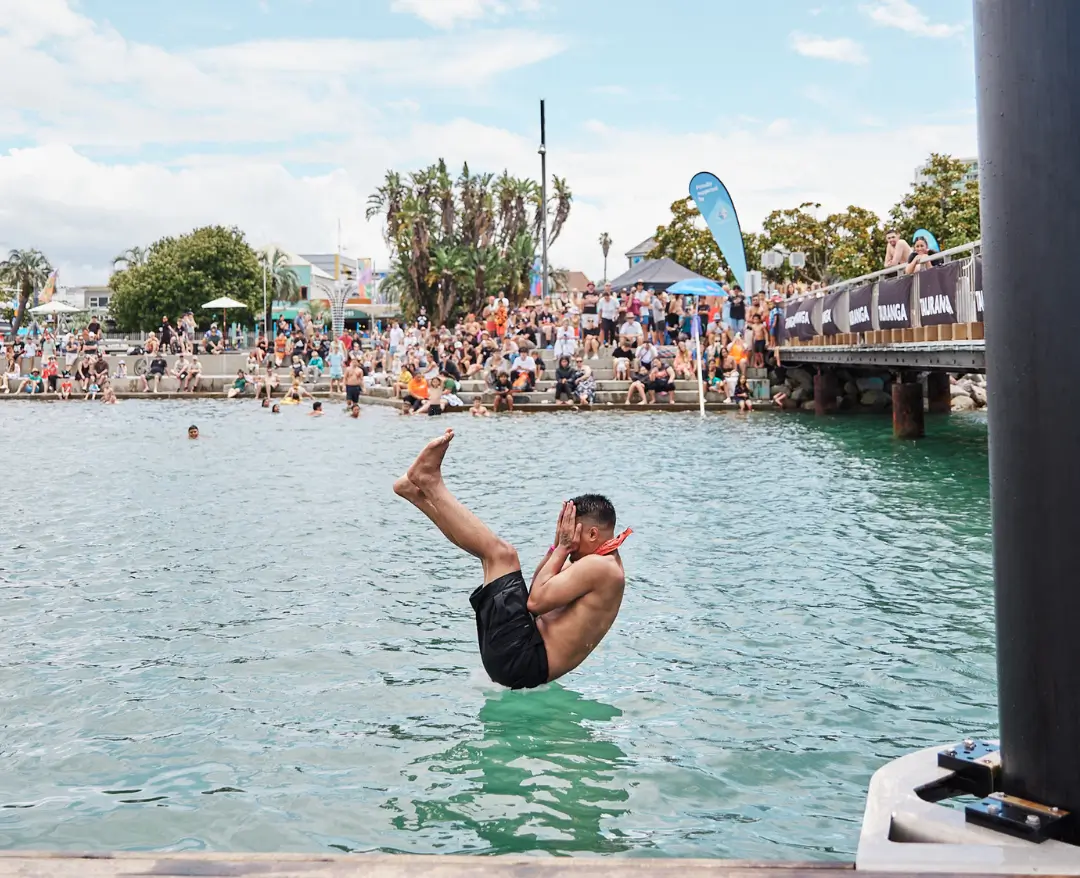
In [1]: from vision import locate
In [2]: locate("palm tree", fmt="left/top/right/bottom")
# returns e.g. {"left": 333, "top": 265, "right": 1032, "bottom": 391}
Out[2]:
{"left": 257, "top": 247, "right": 301, "bottom": 332}
{"left": 548, "top": 176, "right": 573, "bottom": 246}
{"left": 367, "top": 160, "right": 571, "bottom": 321}
{"left": 0, "top": 249, "right": 53, "bottom": 336}
{"left": 427, "top": 244, "right": 468, "bottom": 324}
{"left": 112, "top": 246, "right": 148, "bottom": 272}
{"left": 598, "top": 232, "right": 612, "bottom": 282}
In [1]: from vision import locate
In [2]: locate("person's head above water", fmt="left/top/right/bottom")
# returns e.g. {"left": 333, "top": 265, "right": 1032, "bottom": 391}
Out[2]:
{"left": 188, "top": 425, "right": 199, "bottom": 439}
{"left": 261, "top": 398, "right": 270, "bottom": 408}
{"left": 567, "top": 494, "right": 617, "bottom": 558}
{"left": 271, "top": 404, "right": 280, "bottom": 413}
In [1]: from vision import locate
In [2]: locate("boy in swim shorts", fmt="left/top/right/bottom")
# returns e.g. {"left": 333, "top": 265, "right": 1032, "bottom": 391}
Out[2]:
{"left": 394, "top": 430, "right": 630, "bottom": 689}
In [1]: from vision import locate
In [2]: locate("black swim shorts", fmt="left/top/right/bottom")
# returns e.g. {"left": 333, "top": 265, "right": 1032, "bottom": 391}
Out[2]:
{"left": 346, "top": 384, "right": 361, "bottom": 404}
{"left": 469, "top": 570, "right": 549, "bottom": 690}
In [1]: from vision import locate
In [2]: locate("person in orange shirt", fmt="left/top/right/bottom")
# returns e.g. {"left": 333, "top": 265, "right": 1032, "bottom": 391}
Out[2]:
{"left": 41, "top": 356, "right": 60, "bottom": 394}
{"left": 403, "top": 374, "right": 428, "bottom": 414}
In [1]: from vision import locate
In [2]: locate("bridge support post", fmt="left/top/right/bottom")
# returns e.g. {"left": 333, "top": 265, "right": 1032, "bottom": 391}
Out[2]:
{"left": 892, "top": 382, "right": 924, "bottom": 439}
{"left": 813, "top": 371, "right": 838, "bottom": 416}
{"left": 927, "top": 372, "right": 951, "bottom": 414}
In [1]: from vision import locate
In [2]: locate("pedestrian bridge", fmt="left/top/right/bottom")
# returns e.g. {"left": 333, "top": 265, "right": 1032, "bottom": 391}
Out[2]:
{"left": 776, "top": 241, "right": 985, "bottom": 373}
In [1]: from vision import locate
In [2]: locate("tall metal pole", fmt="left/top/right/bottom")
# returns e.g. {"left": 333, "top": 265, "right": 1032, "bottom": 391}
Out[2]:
{"left": 262, "top": 262, "right": 267, "bottom": 338}
{"left": 975, "top": 0, "right": 1080, "bottom": 837}
{"left": 540, "top": 99, "right": 549, "bottom": 301}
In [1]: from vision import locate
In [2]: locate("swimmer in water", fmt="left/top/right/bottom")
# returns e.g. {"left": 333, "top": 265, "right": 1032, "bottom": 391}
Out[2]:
{"left": 470, "top": 398, "right": 490, "bottom": 418}
{"left": 261, "top": 398, "right": 270, "bottom": 408}
{"left": 349, "top": 403, "right": 360, "bottom": 418}
{"left": 394, "top": 429, "right": 630, "bottom": 689}
{"left": 271, "top": 404, "right": 281, "bottom": 414}
{"left": 188, "top": 424, "right": 199, "bottom": 439}
{"left": 310, "top": 401, "right": 323, "bottom": 417}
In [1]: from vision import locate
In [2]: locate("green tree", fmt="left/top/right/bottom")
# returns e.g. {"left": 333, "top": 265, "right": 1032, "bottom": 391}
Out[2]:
{"left": 0, "top": 249, "right": 53, "bottom": 336}
{"left": 648, "top": 197, "right": 765, "bottom": 285}
{"left": 108, "top": 226, "right": 260, "bottom": 332}
{"left": 889, "top": 153, "right": 980, "bottom": 251}
{"left": 648, "top": 197, "right": 727, "bottom": 279}
{"left": 759, "top": 202, "right": 885, "bottom": 284}
{"left": 829, "top": 205, "right": 886, "bottom": 280}
{"left": 367, "top": 160, "right": 571, "bottom": 323}
{"left": 257, "top": 246, "right": 302, "bottom": 331}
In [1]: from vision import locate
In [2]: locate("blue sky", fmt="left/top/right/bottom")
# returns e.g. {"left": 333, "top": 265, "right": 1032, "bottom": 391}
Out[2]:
{"left": 0, "top": 0, "right": 977, "bottom": 284}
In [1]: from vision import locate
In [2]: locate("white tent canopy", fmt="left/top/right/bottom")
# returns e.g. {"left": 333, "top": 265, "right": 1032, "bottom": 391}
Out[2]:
{"left": 29, "top": 301, "right": 82, "bottom": 314}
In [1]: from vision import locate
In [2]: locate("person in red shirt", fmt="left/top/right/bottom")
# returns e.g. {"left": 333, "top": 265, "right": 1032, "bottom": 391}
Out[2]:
{"left": 41, "top": 357, "right": 59, "bottom": 394}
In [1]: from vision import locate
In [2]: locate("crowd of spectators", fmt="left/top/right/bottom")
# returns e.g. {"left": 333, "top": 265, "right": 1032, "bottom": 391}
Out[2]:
{"left": 3, "top": 271, "right": 845, "bottom": 408}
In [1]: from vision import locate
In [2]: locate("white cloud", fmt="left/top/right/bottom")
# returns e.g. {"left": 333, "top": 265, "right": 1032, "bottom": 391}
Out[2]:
{"left": 0, "top": 0, "right": 567, "bottom": 150}
{"left": 790, "top": 32, "right": 868, "bottom": 65}
{"left": 0, "top": 113, "right": 978, "bottom": 287}
{"left": 0, "top": 0, "right": 978, "bottom": 289}
{"left": 860, "top": 0, "right": 965, "bottom": 39}
{"left": 390, "top": 0, "right": 539, "bottom": 29}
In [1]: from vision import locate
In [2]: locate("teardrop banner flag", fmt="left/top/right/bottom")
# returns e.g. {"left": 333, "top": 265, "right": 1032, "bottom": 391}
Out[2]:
{"left": 689, "top": 172, "right": 748, "bottom": 289}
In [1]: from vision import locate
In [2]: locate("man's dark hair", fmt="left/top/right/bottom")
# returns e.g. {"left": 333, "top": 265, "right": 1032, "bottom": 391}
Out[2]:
{"left": 572, "top": 494, "right": 616, "bottom": 530}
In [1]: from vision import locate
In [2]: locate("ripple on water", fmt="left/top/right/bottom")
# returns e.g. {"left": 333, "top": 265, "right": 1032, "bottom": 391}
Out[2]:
{"left": 0, "top": 402, "right": 995, "bottom": 858}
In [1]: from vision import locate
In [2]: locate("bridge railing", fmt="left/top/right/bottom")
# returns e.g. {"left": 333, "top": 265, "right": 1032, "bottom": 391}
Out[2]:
{"left": 780, "top": 240, "right": 983, "bottom": 344}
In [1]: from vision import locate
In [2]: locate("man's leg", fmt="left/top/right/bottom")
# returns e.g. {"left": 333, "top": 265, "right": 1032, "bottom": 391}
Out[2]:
{"left": 393, "top": 430, "right": 520, "bottom": 584}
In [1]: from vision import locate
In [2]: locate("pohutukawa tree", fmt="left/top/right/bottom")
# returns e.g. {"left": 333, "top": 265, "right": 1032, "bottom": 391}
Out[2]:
{"left": 366, "top": 159, "right": 572, "bottom": 324}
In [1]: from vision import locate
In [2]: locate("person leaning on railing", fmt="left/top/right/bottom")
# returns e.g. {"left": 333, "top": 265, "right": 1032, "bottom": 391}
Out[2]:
{"left": 904, "top": 237, "right": 946, "bottom": 275}
{"left": 884, "top": 229, "right": 913, "bottom": 267}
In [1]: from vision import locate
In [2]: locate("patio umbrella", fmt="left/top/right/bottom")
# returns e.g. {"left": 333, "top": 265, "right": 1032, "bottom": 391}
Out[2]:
{"left": 202, "top": 296, "right": 248, "bottom": 349}
{"left": 666, "top": 278, "right": 724, "bottom": 297}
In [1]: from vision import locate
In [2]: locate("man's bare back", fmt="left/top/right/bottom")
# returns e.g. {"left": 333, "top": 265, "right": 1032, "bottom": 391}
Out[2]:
{"left": 393, "top": 430, "right": 627, "bottom": 688}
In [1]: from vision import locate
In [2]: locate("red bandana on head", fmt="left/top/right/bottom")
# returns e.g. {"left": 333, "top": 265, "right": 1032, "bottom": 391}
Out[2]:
{"left": 595, "top": 528, "right": 633, "bottom": 557}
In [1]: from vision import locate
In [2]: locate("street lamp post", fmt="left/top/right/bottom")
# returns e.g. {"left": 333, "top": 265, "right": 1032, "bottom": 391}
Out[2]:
{"left": 261, "top": 256, "right": 269, "bottom": 338}
{"left": 539, "top": 100, "right": 549, "bottom": 301}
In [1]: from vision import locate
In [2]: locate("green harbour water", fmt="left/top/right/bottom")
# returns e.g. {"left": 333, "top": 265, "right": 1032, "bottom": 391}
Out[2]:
{"left": 0, "top": 403, "right": 995, "bottom": 859}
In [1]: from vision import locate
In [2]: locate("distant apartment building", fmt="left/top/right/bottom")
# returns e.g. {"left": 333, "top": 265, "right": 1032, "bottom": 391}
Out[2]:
{"left": 914, "top": 157, "right": 979, "bottom": 188}
{"left": 59, "top": 285, "right": 112, "bottom": 314}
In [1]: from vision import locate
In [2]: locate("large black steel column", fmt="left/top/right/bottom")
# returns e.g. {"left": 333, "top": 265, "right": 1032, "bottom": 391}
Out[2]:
{"left": 975, "top": 0, "right": 1080, "bottom": 835}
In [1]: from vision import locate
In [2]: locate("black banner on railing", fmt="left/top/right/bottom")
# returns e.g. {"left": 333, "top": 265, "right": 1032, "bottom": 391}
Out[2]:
{"left": 877, "top": 275, "right": 913, "bottom": 329}
{"left": 918, "top": 262, "right": 961, "bottom": 326}
{"left": 973, "top": 255, "right": 984, "bottom": 322}
{"left": 847, "top": 284, "right": 874, "bottom": 333}
{"left": 821, "top": 290, "right": 843, "bottom": 336}
{"left": 784, "top": 299, "right": 815, "bottom": 342}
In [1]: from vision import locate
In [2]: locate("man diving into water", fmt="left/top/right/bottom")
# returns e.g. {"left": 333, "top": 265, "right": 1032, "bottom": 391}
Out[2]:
{"left": 394, "top": 429, "right": 630, "bottom": 689}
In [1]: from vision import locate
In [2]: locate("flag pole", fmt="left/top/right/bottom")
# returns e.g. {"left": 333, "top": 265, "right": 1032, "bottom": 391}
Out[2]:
{"left": 692, "top": 298, "right": 705, "bottom": 419}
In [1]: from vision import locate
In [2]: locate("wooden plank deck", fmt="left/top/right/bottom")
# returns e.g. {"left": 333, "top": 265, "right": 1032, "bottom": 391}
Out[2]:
{"left": 0, "top": 853, "right": 1052, "bottom": 878}
{"left": 0, "top": 855, "right": 851, "bottom": 878}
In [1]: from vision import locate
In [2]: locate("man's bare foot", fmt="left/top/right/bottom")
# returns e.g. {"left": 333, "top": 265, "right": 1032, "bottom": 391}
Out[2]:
{"left": 405, "top": 429, "right": 454, "bottom": 491}
{"left": 393, "top": 474, "right": 425, "bottom": 503}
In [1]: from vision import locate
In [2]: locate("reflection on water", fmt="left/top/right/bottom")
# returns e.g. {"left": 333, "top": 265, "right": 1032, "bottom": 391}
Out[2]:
{"left": 385, "top": 686, "right": 629, "bottom": 855}
{"left": 0, "top": 402, "right": 996, "bottom": 859}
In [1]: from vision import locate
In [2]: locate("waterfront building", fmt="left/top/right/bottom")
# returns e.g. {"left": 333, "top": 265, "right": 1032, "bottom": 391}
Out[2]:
{"left": 624, "top": 237, "right": 657, "bottom": 270}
